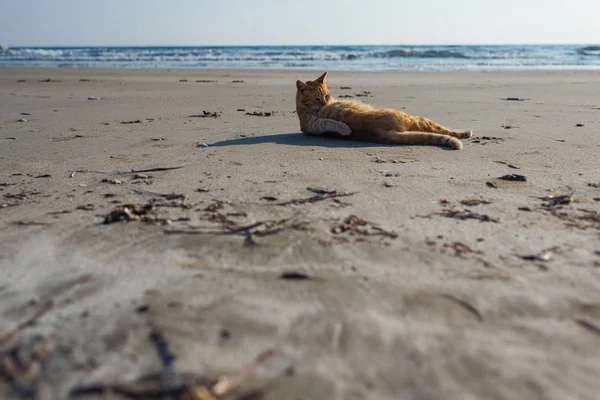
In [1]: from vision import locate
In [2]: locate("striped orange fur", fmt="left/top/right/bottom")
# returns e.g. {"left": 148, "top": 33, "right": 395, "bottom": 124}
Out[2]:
{"left": 295, "top": 72, "right": 472, "bottom": 150}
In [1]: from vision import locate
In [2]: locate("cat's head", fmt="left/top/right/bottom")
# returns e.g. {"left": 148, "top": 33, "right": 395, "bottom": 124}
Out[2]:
{"left": 296, "top": 72, "right": 331, "bottom": 112}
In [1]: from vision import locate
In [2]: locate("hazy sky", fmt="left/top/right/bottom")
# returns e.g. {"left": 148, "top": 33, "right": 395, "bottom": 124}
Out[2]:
{"left": 1, "top": 0, "right": 598, "bottom": 46}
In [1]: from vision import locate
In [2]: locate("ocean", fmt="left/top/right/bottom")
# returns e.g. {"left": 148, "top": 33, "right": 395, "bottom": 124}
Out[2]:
{"left": 0, "top": 45, "right": 599, "bottom": 71}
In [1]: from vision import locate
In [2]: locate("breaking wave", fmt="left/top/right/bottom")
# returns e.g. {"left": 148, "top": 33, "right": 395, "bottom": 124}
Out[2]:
{"left": 578, "top": 46, "right": 600, "bottom": 56}
{"left": 386, "top": 49, "right": 468, "bottom": 58}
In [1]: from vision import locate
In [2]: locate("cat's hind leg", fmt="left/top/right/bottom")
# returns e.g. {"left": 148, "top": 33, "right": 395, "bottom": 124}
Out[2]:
{"left": 409, "top": 117, "right": 472, "bottom": 139}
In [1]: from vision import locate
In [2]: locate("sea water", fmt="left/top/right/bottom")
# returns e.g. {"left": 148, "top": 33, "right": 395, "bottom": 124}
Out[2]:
{"left": 1, "top": 44, "right": 599, "bottom": 71}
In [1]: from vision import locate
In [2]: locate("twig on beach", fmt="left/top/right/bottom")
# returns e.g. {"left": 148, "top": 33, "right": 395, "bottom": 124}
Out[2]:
{"left": 132, "top": 189, "right": 191, "bottom": 208}
{"left": 112, "top": 166, "right": 185, "bottom": 176}
{"left": 132, "top": 188, "right": 184, "bottom": 198}
{"left": 0, "top": 301, "right": 54, "bottom": 346}
{"left": 0, "top": 334, "right": 57, "bottom": 394}
{"left": 70, "top": 348, "right": 279, "bottom": 400}
{"left": 275, "top": 191, "right": 355, "bottom": 206}
{"left": 10, "top": 220, "right": 52, "bottom": 226}
{"left": 574, "top": 318, "right": 600, "bottom": 337}
{"left": 331, "top": 215, "right": 398, "bottom": 239}
{"left": 437, "top": 209, "right": 499, "bottom": 223}
{"left": 127, "top": 166, "right": 185, "bottom": 174}
{"left": 443, "top": 242, "right": 483, "bottom": 257}
{"left": 440, "top": 294, "right": 483, "bottom": 322}
{"left": 236, "top": 219, "right": 308, "bottom": 237}
{"left": 494, "top": 161, "right": 520, "bottom": 169}
{"left": 223, "top": 217, "right": 309, "bottom": 239}
{"left": 165, "top": 214, "right": 310, "bottom": 244}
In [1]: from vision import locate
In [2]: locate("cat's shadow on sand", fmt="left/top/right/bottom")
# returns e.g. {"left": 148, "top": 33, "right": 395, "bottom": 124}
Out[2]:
{"left": 210, "top": 132, "right": 391, "bottom": 149}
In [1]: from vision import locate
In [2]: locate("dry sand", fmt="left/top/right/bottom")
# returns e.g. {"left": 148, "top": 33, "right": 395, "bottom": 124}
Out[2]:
{"left": 1, "top": 67, "right": 600, "bottom": 399}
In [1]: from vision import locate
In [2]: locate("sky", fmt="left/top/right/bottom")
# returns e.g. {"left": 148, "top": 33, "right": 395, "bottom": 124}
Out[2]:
{"left": 1, "top": 0, "right": 598, "bottom": 47}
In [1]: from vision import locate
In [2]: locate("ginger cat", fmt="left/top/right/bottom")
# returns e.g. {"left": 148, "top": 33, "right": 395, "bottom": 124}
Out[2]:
{"left": 295, "top": 72, "right": 472, "bottom": 150}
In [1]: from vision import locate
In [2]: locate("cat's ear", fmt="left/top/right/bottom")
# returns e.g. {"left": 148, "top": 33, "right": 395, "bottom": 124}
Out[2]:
{"left": 315, "top": 72, "right": 327, "bottom": 83}
{"left": 296, "top": 80, "right": 307, "bottom": 92}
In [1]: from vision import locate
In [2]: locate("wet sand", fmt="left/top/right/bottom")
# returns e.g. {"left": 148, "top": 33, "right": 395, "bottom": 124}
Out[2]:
{"left": 1, "top": 67, "right": 600, "bottom": 399}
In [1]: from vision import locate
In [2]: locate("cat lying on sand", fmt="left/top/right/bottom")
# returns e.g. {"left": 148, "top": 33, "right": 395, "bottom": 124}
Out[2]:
{"left": 295, "top": 72, "right": 472, "bottom": 150}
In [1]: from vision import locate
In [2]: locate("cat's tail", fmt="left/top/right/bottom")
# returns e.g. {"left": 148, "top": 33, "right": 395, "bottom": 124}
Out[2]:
{"left": 354, "top": 130, "right": 464, "bottom": 150}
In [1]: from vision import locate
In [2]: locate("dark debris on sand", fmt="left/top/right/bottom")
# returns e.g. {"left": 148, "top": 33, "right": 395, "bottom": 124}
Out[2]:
{"left": 533, "top": 193, "right": 573, "bottom": 210}
{"left": 498, "top": 174, "right": 527, "bottom": 182}
{"left": 275, "top": 189, "right": 354, "bottom": 206}
{"left": 331, "top": 215, "right": 398, "bottom": 239}
{"left": 494, "top": 161, "right": 520, "bottom": 169}
{"left": 280, "top": 271, "right": 312, "bottom": 281}
{"left": 460, "top": 199, "right": 492, "bottom": 206}
{"left": 245, "top": 111, "right": 275, "bottom": 117}
{"left": 437, "top": 209, "right": 499, "bottom": 223}
{"left": 519, "top": 247, "right": 558, "bottom": 262}
{"left": 103, "top": 203, "right": 155, "bottom": 224}
{"left": 70, "top": 348, "right": 280, "bottom": 400}
{"left": 38, "top": 78, "right": 62, "bottom": 83}
{"left": 443, "top": 241, "right": 483, "bottom": 257}
{"left": 470, "top": 136, "right": 505, "bottom": 144}
{"left": 189, "top": 111, "right": 221, "bottom": 118}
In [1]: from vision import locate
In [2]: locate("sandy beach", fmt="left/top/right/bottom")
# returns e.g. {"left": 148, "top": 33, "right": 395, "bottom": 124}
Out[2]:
{"left": 1, "top": 67, "right": 600, "bottom": 399}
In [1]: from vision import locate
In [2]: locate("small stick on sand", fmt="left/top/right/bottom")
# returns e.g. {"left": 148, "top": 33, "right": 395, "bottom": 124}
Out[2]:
{"left": 0, "top": 301, "right": 54, "bottom": 346}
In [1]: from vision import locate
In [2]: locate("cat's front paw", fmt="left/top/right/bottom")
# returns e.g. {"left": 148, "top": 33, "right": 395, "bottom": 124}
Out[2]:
{"left": 338, "top": 123, "right": 352, "bottom": 136}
